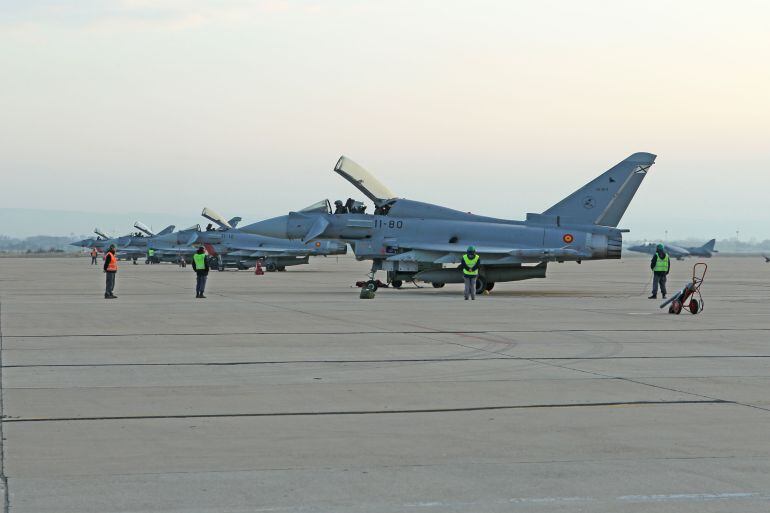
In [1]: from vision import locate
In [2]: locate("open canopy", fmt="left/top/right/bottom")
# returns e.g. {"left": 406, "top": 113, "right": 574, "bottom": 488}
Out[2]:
{"left": 201, "top": 207, "right": 232, "bottom": 230}
{"left": 334, "top": 156, "right": 396, "bottom": 206}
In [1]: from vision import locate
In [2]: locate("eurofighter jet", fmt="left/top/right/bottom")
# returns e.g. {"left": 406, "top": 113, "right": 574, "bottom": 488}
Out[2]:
{"left": 197, "top": 207, "right": 347, "bottom": 271}
{"left": 242, "top": 152, "right": 656, "bottom": 296}
{"left": 627, "top": 239, "right": 717, "bottom": 260}
{"left": 139, "top": 224, "right": 202, "bottom": 264}
{"left": 71, "top": 227, "right": 174, "bottom": 262}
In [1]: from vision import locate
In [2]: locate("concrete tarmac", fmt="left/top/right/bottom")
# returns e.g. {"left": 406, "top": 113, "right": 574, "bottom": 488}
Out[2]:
{"left": 1, "top": 255, "right": 769, "bottom": 512}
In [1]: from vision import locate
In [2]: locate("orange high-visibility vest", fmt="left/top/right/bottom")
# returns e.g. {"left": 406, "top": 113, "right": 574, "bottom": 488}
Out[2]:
{"left": 90, "top": 249, "right": 98, "bottom": 257}
{"left": 104, "top": 252, "right": 118, "bottom": 272}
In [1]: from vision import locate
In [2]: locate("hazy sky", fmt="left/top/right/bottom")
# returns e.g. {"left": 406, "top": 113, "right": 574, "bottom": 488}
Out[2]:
{"left": 1, "top": 0, "right": 769, "bottom": 240}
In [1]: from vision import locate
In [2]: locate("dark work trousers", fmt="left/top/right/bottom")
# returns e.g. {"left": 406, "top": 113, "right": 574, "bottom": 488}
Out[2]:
{"left": 196, "top": 273, "right": 208, "bottom": 295}
{"left": 105, "top": 271, "right": 116, "bottom": 296}
{"left": 652, "top": 272, "right": 667, "bottom": 297}
{"left": 464, "top": 275, "right": 477, "bottom": 300}
{"left": 91, "top": 256, "right": 97, "bottom": 265}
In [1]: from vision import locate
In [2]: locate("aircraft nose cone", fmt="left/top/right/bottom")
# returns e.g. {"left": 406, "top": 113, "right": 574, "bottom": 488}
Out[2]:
{"left": 241, "top": 215, "right": 289, "bottom": 239}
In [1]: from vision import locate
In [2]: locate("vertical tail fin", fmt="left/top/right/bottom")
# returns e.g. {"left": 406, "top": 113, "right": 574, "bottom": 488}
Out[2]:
{"left": 543, "top": 152, "right": 656, "bottom": 227}
{"left": 701, "top": 239, "right": 717, "bottom": 252}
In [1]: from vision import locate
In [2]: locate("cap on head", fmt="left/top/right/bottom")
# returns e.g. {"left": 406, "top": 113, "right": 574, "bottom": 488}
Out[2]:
{"left": 109, "top": 244, "right": 116, "bottom": 250}
{"left": 657, "top": 244, "right": 664, "bottom": 250}
{"left": 467, "top": 245, "right": 476, "bottom": 253}
{"left": 197, "top": 246, "right": 205, "bottom": 253}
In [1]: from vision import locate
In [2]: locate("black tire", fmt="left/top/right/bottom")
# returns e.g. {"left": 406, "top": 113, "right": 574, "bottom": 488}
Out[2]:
{"left": 266, "top": 262, "right": 277, "bottom": 272}
{"left": 431, "top": 282, "right": 445, "bottom": 288}
{"left": 485, "top": 282, "right": 495, "bottom": 292}
{"left": 669, "top": 300, "right": 683, "bottom": 315}
{"left": 689, "top": 299, "right": 700, "bottom": 314}
{"left": 475, "top": 276, "right": 487, "bottom": 295}
{"left": 391, "top": 280, "right": 403, "bottom": 289}
{"left": 366, "top": 280, "right": 379, "bottom": 292}
{"left": 277, "top": 266, "right": 286, "bottom": 272}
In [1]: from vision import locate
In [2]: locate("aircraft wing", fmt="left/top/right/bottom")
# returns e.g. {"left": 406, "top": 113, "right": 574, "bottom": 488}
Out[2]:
{"left": 249, "top": 251, "right": 300, "bottom": 258}
{"left": 233, "top": 245, "right": 310, "bottom": 255}
{"left": 155, "top": 247, "right": 197, "bottom": 256}
{"left": 388, "top": 241, "right": 587, "bottom": 264}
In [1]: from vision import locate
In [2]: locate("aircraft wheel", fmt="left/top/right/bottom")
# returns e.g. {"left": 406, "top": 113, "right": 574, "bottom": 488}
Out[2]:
{"left": 391, "top": 280, "right": 403, "bottom": 289}
{"left": 266, "top": 262, "right": 277, "bottom": 272}
{"left": 485, "top": 282, "right": 495, "bottom": 292}
{"left": 277, "top": 266, "right": 286, "bottom": 272}
{"left": 475, "top": 276, "right": 487, "bottom": 295}
{"left": 431, "top": 282, "right": 445, "bottom": 288}
{"left": 145, "top": 260, "right": 150, "bottom": 265}
{"left": 366, "top": 280, "right": 379, "bottom": 292}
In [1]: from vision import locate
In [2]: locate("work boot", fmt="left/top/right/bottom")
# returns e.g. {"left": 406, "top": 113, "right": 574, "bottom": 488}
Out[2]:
{"left": 662, "top": 294, "right": 667, "bottom": 299}
{"left": 648, "top": 295, "right": 657, "bottom": 299}
{"left": 199, "top": 294, "right": 206, "bottom": 299}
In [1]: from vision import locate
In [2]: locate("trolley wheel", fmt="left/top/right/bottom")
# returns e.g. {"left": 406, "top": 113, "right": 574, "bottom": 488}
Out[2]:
{"left": 689, "top": 299, "right": 700, "bottom": 314}
{"left": 391, "top": 280, "right": 403, "bottom": 289}
{"left": 669, "top": 300, "right": 683, "bottom": 315}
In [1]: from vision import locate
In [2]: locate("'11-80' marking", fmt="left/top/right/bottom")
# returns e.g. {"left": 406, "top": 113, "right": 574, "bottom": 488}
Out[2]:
{"left": 374, "top": 219, "right": 404, "bottom": 229}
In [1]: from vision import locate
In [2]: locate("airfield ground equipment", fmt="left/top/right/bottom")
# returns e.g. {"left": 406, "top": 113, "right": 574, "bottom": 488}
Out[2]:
{"left": 660, "top": 262, "right": 707, "bottom": 315}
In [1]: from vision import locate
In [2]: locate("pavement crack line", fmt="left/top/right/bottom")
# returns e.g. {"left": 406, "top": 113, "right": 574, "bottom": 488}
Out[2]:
{"left": 2, "top": 399, "right": 729, "bottom": 424}
{"left": 0, "top": 301, "right": 9, "bottom": 512}
{"left": 407, "top": 328, "right": 770, "bottom": 415}
{"left": 6, "top": 354, "right": 770, "bottom": 369}
{"left": 6, "top": 327, "right": 770, "bottom": 338}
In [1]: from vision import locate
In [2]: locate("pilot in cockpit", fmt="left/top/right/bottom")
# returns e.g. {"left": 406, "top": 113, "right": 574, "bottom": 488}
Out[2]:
{"left": 344, "top": 198, "right": 367, "bottom": 214}
{"left": 334, "top": 200, "right": 347, "bottom": 214}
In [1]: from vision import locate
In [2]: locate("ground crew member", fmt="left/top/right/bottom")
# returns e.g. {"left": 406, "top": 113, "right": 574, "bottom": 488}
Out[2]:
{"left": 192, "top": 246, "right": 210, "bottom": 298}
{"left": 103, "top": 245, "right": 118, "bottom": 299}
{"left": 147, "top": 247, "right": 156, "bottom": 264}
{"left": 90, "top": 248, "right": 98, "bottom": 265}
{"left": 460, "top": 246, "right": 480, "bottom": 300}
{"left": 649, "top": 243, "right": 670, "bottom": 299}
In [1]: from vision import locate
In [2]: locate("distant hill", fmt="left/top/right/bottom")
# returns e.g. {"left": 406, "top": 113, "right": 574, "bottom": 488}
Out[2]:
{"left": 0, "top": 208, "right": 194, "bottom": 238}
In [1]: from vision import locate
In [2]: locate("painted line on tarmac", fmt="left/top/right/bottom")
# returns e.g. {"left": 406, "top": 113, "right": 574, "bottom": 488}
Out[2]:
{"left": 3, "top": 399, "right": 730, "bottom": 424}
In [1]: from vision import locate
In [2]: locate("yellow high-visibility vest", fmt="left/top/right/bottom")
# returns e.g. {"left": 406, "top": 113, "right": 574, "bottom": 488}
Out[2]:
{"left": 193, "top": 253, "right": 207, "bottom": 270}
{"left": 653, "top": 253, "right": 670, "bottom": 272}
{"left": 462, "top": 254, "right": 479, "bottom": 276}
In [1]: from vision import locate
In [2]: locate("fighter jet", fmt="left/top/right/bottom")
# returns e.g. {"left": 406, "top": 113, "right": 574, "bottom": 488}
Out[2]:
{"left": 627, "top": 239, "right": 718, "bottom": 260}
{"left": 142, "top": 224, "right": 202, "bottom": 264}
{"left": 242, "top": 152, "right": 656, "bottom": 296}
{"left": 196, "top": 207, "right": 347, "bottom": 271}
{"left": 70, "top": 227, "right": 167, "bottom": 262}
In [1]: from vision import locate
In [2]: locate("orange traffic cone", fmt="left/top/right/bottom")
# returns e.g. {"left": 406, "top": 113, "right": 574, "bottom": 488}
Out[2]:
{"left": 254, "top": 261, "right": 264, "bottom": 275}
